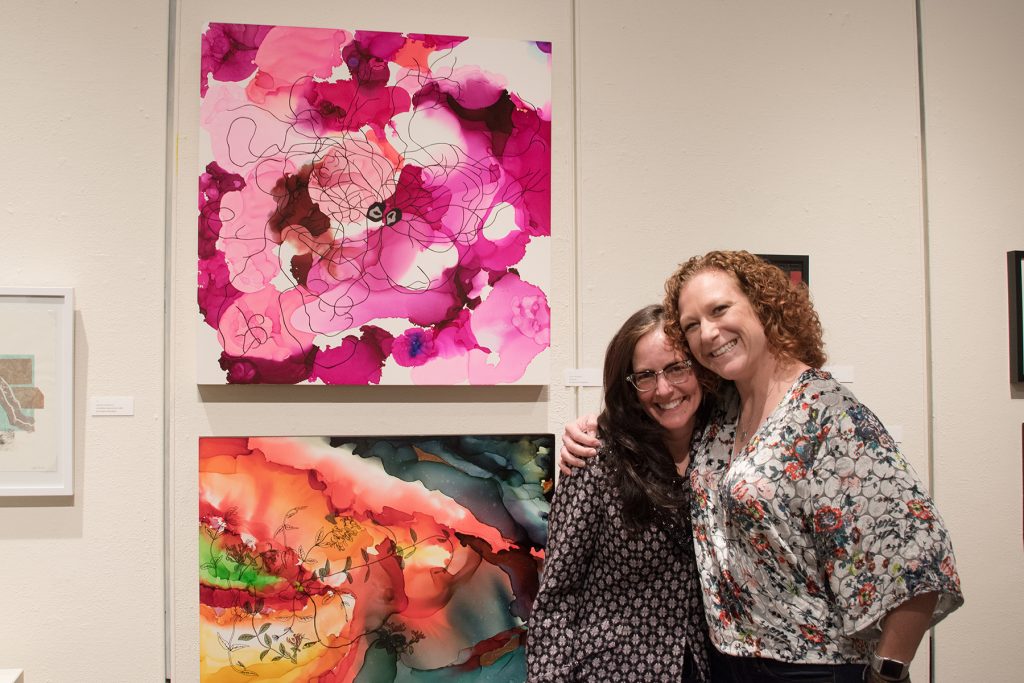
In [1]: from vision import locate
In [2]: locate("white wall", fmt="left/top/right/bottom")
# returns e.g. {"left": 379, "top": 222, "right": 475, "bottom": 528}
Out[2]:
{"left": 574, "top": 0, "right": 931, "bottom": 467}
{"left": 920, "top": 2, "right": 1024, "bottom": 681}
{"left": 0, "top": 0, "right": 169, "bottom": 681}
{"left": 0, "top": 1, "right": 1019, "bottom": 681}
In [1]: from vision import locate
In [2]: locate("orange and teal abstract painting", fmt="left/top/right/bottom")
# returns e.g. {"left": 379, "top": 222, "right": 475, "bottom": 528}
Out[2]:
{"left": 197, "top": 24, "right": 552, "bottom": 385}
{"left": 199, "top": 435, "right": 553, "bottom": 681}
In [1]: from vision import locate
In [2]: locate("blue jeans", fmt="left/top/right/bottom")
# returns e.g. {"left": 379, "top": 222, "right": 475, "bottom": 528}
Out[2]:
{"left": 711, "top": 649, "right": 867, "bottom": 683}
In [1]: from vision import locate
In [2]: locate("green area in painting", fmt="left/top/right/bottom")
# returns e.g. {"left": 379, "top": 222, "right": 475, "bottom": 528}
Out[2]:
{"left": 199, "top": 536, "right": 281, "bottom": 590}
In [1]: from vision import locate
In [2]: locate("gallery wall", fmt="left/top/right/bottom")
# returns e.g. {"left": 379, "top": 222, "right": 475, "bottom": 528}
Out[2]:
{"left": 0, "top": 0, "right": 170, "bottom": 681}
{"left": 0, "top": 0, "right": 1019, "bottom": 681}
{"left": 168, "top": 0, "right": 573, "bottom": 680}
{"left": 919, "top": 2, "right": 1024, "bottom": 680}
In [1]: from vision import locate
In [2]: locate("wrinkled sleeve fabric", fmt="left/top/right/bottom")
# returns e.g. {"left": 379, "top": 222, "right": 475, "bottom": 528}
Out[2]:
{"left": 526, "top": 456, "right": 605, "bottom": 681}
{"left": 808, "top": 391, "right": 963, "bottom": 640}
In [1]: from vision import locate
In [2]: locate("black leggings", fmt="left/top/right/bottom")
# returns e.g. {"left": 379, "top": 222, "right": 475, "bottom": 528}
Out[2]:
{"left": 710, "top": 649, "right": 867, "bottom": 683}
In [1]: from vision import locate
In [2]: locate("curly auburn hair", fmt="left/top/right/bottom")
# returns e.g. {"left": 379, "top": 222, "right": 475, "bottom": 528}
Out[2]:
{"left": 662, "top": 250, "right": 826, "bottom": 368}
{"left": 597, "top": 305, "right": 716, "bottom": 528}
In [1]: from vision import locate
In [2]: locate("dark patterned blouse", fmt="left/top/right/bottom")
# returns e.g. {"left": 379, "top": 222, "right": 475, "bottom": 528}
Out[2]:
{"left": 691, "top": 370, "right": 963, "bottom": 663}
{"left": 527, "top": 450, "right": 710, "bottom": 682}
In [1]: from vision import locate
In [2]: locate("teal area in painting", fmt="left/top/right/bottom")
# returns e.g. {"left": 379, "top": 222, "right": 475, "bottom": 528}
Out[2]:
{"left": 343, "top": 436, "right": 550, "bottom": 548}
{"left": 356, "top": 646, "right": 525, "bottom": 682}
{"left": 0, "top": 354, "right": 38, "bottom": 432}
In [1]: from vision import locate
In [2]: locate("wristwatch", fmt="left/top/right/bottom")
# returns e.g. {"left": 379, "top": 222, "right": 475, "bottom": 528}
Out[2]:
{"left": 870, "top": 653, "right": 910, "bottom": 682}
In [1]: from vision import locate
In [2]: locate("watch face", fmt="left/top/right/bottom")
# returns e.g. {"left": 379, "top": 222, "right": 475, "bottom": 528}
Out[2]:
{"left": 878, "top": 659, "right": 908, "bottom": 677}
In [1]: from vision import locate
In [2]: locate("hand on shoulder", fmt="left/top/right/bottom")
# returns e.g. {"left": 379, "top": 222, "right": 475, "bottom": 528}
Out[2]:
{"left": 558, "top": 414, "right": 600, "bottom": 475}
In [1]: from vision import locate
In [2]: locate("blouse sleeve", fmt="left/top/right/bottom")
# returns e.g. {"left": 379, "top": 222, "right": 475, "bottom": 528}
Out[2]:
{"left": 808, "top": 394, "right": 963, "bottom": 640}
{"left": 526, "top": 455, "right": 606, "bottom": 680}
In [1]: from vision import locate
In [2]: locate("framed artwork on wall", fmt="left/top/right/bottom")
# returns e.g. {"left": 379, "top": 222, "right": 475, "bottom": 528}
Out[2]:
{"left": 757, "top": 253, "right": 810, "bottom": 287}
{"left": 0, "top": 287, "right": 74, "bottom": 496}
{"left": 199, "top": 433, "right": 553, "bottom": 681}
{"left": 197, "top": 24, "right": 552, "bottom": 386}
{"left": 1008, "top": 251, "right": 1024, "bottom": 383}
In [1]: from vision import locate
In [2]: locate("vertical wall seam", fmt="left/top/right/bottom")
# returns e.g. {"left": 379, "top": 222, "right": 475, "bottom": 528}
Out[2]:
{"left": 914, "top": 1, "right": 936, "bottom": 681}
{"left": 162, "top": 0, "right": 178, "bottom": 680}
{"left": 915, "top": 1, "right": 935, "bottom": 514}
{"left": 570, "top": 0, "right": 583, "bottom": 450}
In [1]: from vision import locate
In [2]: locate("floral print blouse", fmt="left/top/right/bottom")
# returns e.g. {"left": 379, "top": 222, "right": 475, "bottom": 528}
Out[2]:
{"left": 690, "top": 369, "right": 963, "bottom": 663}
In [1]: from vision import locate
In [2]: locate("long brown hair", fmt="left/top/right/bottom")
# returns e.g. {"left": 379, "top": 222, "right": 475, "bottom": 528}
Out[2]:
{"left": 597, "top": 305, "right": 713, "bottom": 527}
{"left": 663, "top": 250, "right": 826, "bottom": 368}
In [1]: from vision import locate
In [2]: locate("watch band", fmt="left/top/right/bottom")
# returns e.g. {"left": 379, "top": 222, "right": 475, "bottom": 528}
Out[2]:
{"left": 870, "top": 653, "right": 910, "bottom": 681}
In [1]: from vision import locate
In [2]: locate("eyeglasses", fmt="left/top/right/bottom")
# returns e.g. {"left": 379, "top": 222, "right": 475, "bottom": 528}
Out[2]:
{"left": 626, "top": 360, "right": 694, "bottom": 392}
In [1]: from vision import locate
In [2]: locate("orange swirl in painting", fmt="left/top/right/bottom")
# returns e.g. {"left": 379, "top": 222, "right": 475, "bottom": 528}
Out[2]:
{"left": 199, "top": 435, "right": 551, "bottom": 681}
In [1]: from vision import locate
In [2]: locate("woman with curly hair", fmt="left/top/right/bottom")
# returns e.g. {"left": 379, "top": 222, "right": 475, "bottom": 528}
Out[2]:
{"left": 562, "top": 251, "right": 962, "bottom": 683}
{"left": 528, "top": 305, "right": 712, "bottom": 681}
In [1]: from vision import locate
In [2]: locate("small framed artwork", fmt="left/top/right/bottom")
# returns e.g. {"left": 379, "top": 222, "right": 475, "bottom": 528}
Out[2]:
{"left": 1009, "top": 251, "right": 1024, "bottom": 383}
{"left": 0, "top": 288, "right": 74, "bottom": 496}
{"left": 757, "top": 254, "right": 810, "bottom": 287}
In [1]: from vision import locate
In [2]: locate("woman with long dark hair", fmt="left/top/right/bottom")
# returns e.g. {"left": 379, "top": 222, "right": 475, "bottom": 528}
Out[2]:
{"left": 528, "top": 305, "right": 712, "bottom": 682}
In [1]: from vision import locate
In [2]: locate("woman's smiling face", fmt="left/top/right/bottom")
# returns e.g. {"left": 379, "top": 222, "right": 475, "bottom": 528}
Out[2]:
{"left": 676, "top": 269, "right": 770, "bottom": 383}
{"left": 631, "top": 326, "right": 701, "bottom": 437}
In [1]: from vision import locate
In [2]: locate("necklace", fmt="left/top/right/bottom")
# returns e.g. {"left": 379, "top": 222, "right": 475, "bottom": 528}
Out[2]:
{"left": 729, "top": 364, "right": 809, "bottom": 463}
{"left": 733, "top": 414, "right": 759, "bottom": 459}
{"left": 736, "top": 421, "right": 754, "bottom": 445}
{"left": 732, "top": 373, "right": 797, "bottom": 458}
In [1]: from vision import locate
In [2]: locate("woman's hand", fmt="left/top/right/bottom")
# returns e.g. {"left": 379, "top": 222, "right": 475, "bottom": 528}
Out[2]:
{"left": 864, "top": 592, "right": 935, "bottom": 683}
{"left": 558, "top": 414, "right": 600, "bottom": 475}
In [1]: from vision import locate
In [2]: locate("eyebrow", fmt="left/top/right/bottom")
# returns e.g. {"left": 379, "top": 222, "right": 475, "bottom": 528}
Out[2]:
{"left": 633, "top": 360, "right": 688, "bottom": 374}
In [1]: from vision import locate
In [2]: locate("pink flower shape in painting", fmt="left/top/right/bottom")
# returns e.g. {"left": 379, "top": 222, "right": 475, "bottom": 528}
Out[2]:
{"left": 310, "top": 326, "right": 395, "bottom": 385}
{"left": 510, "top": 292, "right": 551, "bottom": 346}
{"left": 200, "top": 23, "right": 273, "bottom": 96}
{"left": 391, "top": 328, "right": 439, "bottom": 367}
{"left": 216, "top": 287, "right": 315, "bottom": 362}
{"left": 244, "top": 26, "right": 350, "bottom": 105}
{"left": 466, "top": 273, "right": 550, "bottom": 384}
{"left": 307, "top": 137, "right": 400, "bottom": 227}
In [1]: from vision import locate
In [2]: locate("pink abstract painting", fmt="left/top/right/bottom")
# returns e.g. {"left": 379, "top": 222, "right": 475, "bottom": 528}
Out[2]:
{"left": 198, "top": 24, "right": 551, "bottom": 384}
